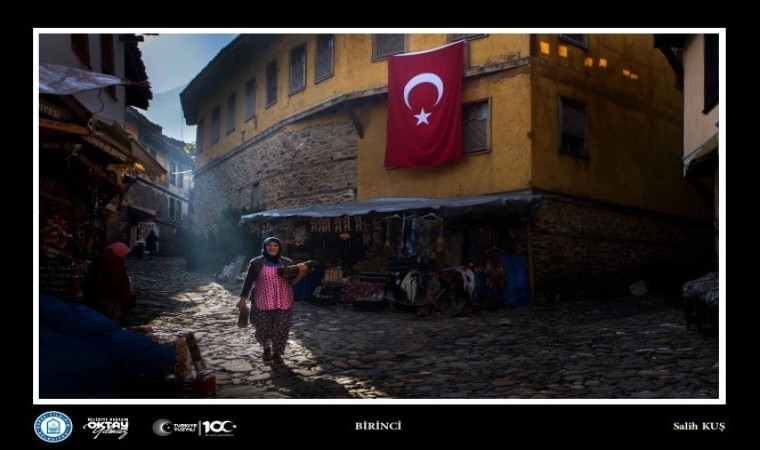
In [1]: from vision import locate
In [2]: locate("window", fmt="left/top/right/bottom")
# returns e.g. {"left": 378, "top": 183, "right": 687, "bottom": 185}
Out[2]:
{"left": 266, "top": 60, "right": 277, "bottom": 107}
{"left": 211, "top": 106, "right": 220, "bottom": 144}
{"left": 169, "top": 198, "right": 182, "bottom": 223}
{"left": 71, "top": 34, "right": 90, "bottom": 68}
{"left": 226, "top": 93, "right": 236, "bottom": 134}
{"left": 703, "top": 34, "right": 718, "bottom": 113}
{"left": 559, "top": 97, "right": 587, "bottom": 157}
{"left": 559, "top": 34, "right": 587, "bottom": 49}
{"left": 196, "top": 118, "right": 204, "bottom": 154}
{"left": 449, "top": 33, "right": 487, "bottom": 42}
{"left": 100, "top": 34, "right": 116, "bottom": 99}
{"left": 170, "top": 161, "right": 177, "bottom": 186}
{"left": 251, "top": 182, "right": 260, "bottom": 210}
{"left": 373, "top": 34, "right": 405, "bottom": 60}
{"left": 245, "top": 78, "right": 256, "bottom": 121}
{"left": 177, "top": 166, "right": 184, "bottom": 189}
{"left": 316, "top": 34, "right": 334, "bottom": 82}
{"left": 462, "top": 100, "right": 490, "bottom": 155}
{"left": 290, "top": 44, "right": 306, "bottom": 94}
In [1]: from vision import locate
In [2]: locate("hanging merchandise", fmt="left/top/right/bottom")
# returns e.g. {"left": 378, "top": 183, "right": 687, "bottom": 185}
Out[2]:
{"left": 354, "top": 216, "right": 363, "bottom": 231}
{"left": 418, "top": 214, "right": 444, "bottom": 262}
{"left": 333, "top": 217, "right": 342, "bottom": 233}
{"left": 404, "top": 215, "right": 420, "bottom": 258}
{"left": 384, "top": 215, "right": 403, "bottom": 257}
{"left": 310, "top": 218, "right": 317, "bottom": 232}
{"left": 342, "top": 216, "right": 352, "bottom": 232}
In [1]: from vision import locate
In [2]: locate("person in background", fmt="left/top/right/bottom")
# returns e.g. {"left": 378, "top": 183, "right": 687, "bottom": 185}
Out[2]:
{"left": 134, "top": 234, "right": 146, "bottom": 259}
{"left": 145, "top": 229, "right": 159, "bottom": 260}
{"left": 91, "top": 242, "right": 132, "bottom": 325}
{"left": 238, "top": 237, "right": 307, "bottom": 365}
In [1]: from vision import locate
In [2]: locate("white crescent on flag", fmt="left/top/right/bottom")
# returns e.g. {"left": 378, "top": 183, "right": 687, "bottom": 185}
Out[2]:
{"left": 403, "top": 72, "right": 444, "bottom": 110}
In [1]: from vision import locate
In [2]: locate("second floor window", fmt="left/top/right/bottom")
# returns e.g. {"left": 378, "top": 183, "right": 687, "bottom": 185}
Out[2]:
{"left": 316, "top": 34, "right": 334, "bottom": 82}
{"left": 245, "top": 78, "right": 255, "bottom": 121}
{"left": 211, "top": 106, "right": 220, "bottom": 144}
{"left": 227, "top": 93, "right": 236, "bottom": 134}
{"left": 373, "top": 34, "right": 405, "bottom": 60}
{"left": 462, "top": 100, "right": 490, "bottom": 155}
{"left": 170, "top": 161, "right": 177, "bottom": 186}
{"left": 266, "top": 60, "right": 277, "bottom": 107}
{"left": 449, "top": 33, "right": 486, "bottom": 42}
{"left": 559, "top": 97, "right": 587, "bottom": 157}
{"left": 196, "top": 118, "right": 204, "bottom": 154}
{"left": 559, "top": 34, "right": 587, "bottom": 49}
{"left": 177, "top": 166, "right": 184, "bottom": 189}
{"left": 290, "top": 45, "right": 306, "bottom": 94}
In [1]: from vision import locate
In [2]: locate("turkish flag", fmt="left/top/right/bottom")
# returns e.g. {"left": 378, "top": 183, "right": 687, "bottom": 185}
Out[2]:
{"left": 385, "top": 41, "right": 465, "bottom": 169}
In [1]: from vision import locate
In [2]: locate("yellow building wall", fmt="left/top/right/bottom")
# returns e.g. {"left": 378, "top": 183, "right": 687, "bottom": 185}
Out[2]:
{"left": 194, "top": 33, "right": 529, "bottom": 172}
{"left": 357, "top": 67, "right": 532, "bottom": 199}
{"left": 683, "top": 34, "right": 719, "bottom": 156}
{"left": 531, "top": 34, "right": 711, "bottom": 221}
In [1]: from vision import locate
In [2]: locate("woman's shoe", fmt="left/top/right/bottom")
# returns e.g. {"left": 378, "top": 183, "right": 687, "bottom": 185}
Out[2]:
{"left": 272, "top": 353, "right": 284, "bottom": 364}
{"left": 262, "top": 347, "right": 273, "bottom": 362}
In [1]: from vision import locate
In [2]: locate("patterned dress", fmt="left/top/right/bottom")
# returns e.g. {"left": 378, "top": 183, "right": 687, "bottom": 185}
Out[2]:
{"left": 253, "top": 264, "right": 294, "bottom": 354}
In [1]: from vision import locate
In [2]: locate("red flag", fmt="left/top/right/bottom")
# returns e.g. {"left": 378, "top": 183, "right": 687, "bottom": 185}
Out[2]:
{"left": 385, "top": 41, "right": 464, "bottom": 169}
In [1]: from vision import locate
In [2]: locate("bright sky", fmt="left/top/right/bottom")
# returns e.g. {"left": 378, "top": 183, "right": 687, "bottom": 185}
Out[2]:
{"left": 139, "top": 33, "right": 238, "bottom": 142}
{"left": 140, "top": 34, "right": 237, "bottom": 93}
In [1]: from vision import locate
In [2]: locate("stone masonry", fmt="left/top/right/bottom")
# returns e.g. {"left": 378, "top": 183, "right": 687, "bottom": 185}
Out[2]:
{"left": 193, "top": 116, "right": 359, "bottom": 234}
{"left": 529, "top": 195, "right": 714, "bottom": 300}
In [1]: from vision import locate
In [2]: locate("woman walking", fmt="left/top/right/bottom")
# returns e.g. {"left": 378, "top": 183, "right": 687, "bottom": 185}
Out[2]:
{"left": 238, "top": 237, "right": 307, "bottom": 364}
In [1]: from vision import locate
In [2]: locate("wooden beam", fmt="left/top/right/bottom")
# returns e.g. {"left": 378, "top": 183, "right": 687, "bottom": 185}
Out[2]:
{"left": 39, "top": 118, "right": 89, "bottom": 136}
{"left": 342, "top": 102, "right": 364, "bottom": 139}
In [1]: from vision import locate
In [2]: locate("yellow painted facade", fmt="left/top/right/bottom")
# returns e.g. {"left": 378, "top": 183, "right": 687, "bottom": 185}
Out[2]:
{"left": 188, "top": 33, "right": 709, "bottom": 221}
{"left": 531, "top": 34, "right": 710, "bottom": 220}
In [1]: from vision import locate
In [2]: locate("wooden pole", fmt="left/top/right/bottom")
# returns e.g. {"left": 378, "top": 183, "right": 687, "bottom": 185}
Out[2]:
{"left": 526, "top": 222, "right": 535, "bottom": 304}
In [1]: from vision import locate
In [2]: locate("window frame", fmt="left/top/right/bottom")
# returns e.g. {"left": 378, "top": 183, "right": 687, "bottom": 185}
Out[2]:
{"left": 226, "top": 92, "right": 236, "bottom": 134}
{"left": 558, "top": 96, "right": 589, "bottom": 158}
{"left": 315, "top": 34, "right": 334, "bottom": 83}
{"left": 265, "top": 60, "right": 278, "bottom": 108}
{"left": 559, "top": 34, "right": 588, "bottom": 49}
{"left": 372, "top": 34, "right": 407, "bottom": 61}
{"left": 289, "top": 44, "right": 307, "bottom": 95}
{"left": 244, "top": 77, "right": 256, "bottom": 121}
{"left": 210, "top": 106, "right": 221, "bottom": 144}
{"left": 448, "top": 33, "right": 487, "bottom": 42}
{"left": 461, "top": 98, "right": 491, "bottom": 156}
{"left": 196, "top": 118, "right": 205, "bottom": 154}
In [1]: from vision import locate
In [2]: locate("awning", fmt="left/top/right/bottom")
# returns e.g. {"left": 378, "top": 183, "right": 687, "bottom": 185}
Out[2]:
{"left": 40, "top": 63, "right": 127, "bottom": 96}
{"left": 240, "top": 192, "right": 542, "bottom": 225}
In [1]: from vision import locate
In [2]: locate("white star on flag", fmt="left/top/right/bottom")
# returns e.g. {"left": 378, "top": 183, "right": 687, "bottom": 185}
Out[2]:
{"left": 414, "top": 108, "right": 431, "bottom": 125}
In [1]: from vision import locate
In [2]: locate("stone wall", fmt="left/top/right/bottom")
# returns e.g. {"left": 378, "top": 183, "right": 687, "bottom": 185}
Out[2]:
{"left": 193, "top": 117, "right": 358, "bottom": 234}
{"left": 529, "top": 195, "right": 714, "bottom": 301}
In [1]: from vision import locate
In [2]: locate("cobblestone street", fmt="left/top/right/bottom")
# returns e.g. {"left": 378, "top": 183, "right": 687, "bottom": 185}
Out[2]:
{"left": 124, "top": 257, "right": 719, "bottom": 400}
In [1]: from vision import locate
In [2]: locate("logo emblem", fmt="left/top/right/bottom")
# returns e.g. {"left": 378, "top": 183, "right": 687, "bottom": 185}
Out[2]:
{"left": 152, "top": 419, "right": 173, "bottom": 437}
{"left": 34, "top": 411, "right": 73, "bottom": 443}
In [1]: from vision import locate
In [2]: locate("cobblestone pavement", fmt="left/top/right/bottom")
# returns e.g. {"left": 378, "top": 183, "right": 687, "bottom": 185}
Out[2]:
{"left": 124, "top": 257, "right": 719, "bottom": 400}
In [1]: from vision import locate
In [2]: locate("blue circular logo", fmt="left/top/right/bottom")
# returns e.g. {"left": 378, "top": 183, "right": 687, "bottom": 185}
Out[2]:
{"left": 34, "top": 411, "right": 73, "bottom": 443}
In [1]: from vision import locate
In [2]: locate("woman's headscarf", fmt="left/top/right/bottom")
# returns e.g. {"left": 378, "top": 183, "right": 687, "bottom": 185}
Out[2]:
{"left": 261, "top": 236, "right": 283, "bottom": 263}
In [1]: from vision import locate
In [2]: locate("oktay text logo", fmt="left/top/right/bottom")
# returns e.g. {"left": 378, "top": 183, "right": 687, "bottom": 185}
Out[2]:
{"left": 34, "top": 411, "right": 73, "bottom": 443}
{"left": 83, "top": 417, "right": 129, "bottom": 439}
